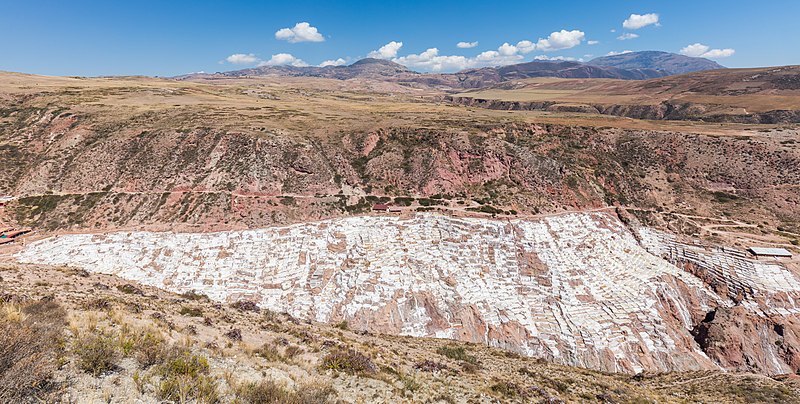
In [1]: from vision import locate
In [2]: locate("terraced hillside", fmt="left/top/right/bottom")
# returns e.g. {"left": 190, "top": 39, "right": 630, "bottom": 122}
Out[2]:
{"left": 4, "top": 264, "right": 799, "bottom": 403}
{"left": 15, "top": 211, "right": 800, "bottom": 375}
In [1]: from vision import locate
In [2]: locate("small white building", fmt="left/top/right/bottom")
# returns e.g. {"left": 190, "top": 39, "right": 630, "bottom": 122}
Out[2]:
{"left": 748, "top": 247, "right": 793, "bottom": 258}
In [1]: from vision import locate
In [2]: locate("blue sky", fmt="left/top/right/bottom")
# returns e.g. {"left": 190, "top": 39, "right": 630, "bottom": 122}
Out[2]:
{"left": 1, "top": 0, "right": 798, "bottom": 76}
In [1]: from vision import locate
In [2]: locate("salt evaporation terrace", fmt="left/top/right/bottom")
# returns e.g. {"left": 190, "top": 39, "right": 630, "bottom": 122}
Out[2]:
{"left": 16, "top": 212, "right": 800, "bottom": 373}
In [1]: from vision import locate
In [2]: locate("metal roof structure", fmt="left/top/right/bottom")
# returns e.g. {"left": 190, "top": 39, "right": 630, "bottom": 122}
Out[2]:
{"left": 748, "top": 247, "right": 793, "bottom": 257}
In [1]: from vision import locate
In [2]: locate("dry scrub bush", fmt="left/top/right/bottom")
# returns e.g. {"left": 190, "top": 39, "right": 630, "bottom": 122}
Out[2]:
{"left": 320, "top": 348, "right": 378, "bottom": 375}
{"left": 0, "top": 299, "right": 66, "bottom": 401}
{"left": 155, "top": 349, "right": 218, "bottom": 403}
{"left": 234, "top": 379, "right": 336, "bottom": 404}
{"left": 72, "top": 331, "right": 121, "bottom": 376}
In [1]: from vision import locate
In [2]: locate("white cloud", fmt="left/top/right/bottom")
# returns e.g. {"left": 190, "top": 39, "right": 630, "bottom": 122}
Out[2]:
{"left": 498, "top": 42, "right": 518, "bottom": 56}
{"left": 319, "top": 58, "right": 347, "bottom": 67}
{"left": 535, "top": 29, "right": 585, "bottom": 51}
{"left": 606, "top": 50, "right": 633, "bottom": 56}
{"left": 515, "top": 40, "right": 536, "bottom": 54}
{"left": 258, "top": 53, "right": 309, "bottom": 67}
{"left": 368, "top": 41, "right": 403, "bottom": 59}
{"left": 225, "top": 53, "right": 259, "bottom": 65}
{"left": 617, "top": 33, "right": 639, "bottom": 40}
{"left": 587, "top": 40, "right": 599, "bottom": 45}
{"left": 393, "top": 48, "right": 472, "bottom": 72}
{"left": 456, "top": 41, "right": 478, "bottom": 49}
{"left": 275, "top": 22, "right": 324, "bottom": 43}
{"left": 680, "top": 43, "right": 735, "bottom": 58}
{"left": 701, "top": 48, "right": 735, "bottom": 58}
{"left": 534, "top": 55, "right": 582, "bottom": 62}
{"left": 472, "top": 50, "right": 524, "bottom": 66}
{"left": 391, "top": 45, "right": 525, "bottom": 72}
{"left": 622, "top": 13, "right": 660, "bottom": 29}
{"left": 680, "top": 43, "right": 710, "bottom": 57}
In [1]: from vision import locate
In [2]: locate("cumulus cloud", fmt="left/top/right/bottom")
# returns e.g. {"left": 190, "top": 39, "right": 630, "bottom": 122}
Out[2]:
{"left": 393, "top": 48, "right": 473, "bottom": 72}
{"left": 622, "top": 13, "right": 660, "bottom": 29}
{"left": 319, "top": 58, "right": 347, "bottom": 67}
{"left": 387, "top": 29, "right": 587, "bottom": 72}
{"left": 225, "top": 53, "right": 259, "bottom": 65}
{"left": 275, "top": 22, "right": 324, "bottom": 43}
{"left": 258, "top": 53, "right": 309, "bottom": 67}
{"left": 680, "top": 43, "right": 735, "bottom": 58}
{"left": 392, "top": 44, "right": 525, "bottom": 72}
{"left": 617, "top": 33, "right": 639, "bottom": 40}
{"left": 587, "top": 40, "right": 599, "bottom": 45}
{"left": 535, "top": 29, "right": 585, "bottom": 51}
{"left": 368, "top": 41, "right": 403, "bottom": 59}
{"left": 606, "top": 50, "right": 633, "bottom": 56}
{"left": 534, "top": 55, "right": 582, "bottom": 62}
{"left": 456, "top": 41, "right": 478, "bottom": 49}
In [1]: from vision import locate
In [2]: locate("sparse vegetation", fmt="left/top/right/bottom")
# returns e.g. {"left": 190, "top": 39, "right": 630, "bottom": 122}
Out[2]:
{"left": 72, "top": 331, "right": 121, "bottom": 376}
{"left": 1, "top": 265, "right": 799, "bottom": 403}
{"left": 437, "top": 344, "right": 478, "bottom": 364}
{"left": 0, "top": 299, "right": 66, "bottom": 401}
{"left": 320, "top": 348, "right": 378, "bottom": 375}
{"left": 234, "top": 379, "right": 336, "bottom": 404}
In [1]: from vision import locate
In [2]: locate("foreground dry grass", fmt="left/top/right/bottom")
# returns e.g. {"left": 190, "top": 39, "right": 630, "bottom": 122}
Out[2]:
{"left": 2, "top": 264, "right": 800, "bottom": 403}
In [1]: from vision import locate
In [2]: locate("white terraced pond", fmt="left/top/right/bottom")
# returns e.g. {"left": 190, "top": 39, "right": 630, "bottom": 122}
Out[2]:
{"left": 16, "top": 212, "right": 800, "bottom": 373}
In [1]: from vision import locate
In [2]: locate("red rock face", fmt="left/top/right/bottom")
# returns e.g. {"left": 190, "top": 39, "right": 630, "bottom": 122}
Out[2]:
{"left": 692, "top": 307, "right": 800, "bottom": 374}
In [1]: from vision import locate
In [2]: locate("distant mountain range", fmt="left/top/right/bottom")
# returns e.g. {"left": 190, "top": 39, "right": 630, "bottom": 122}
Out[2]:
{"left": 587, "top": 51, "right": 725, "bottom": 75}
{"left": 180, "top": 51, "right": 726, "bottom": 89}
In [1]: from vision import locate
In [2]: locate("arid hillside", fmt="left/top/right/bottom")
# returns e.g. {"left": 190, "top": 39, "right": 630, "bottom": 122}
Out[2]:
{"left": 449, "top": 66, "right": 800, "bottom": 123}
{"left": 0, "top": 72, "right": 798, "bottom": 248}
{"left": 3, "top": 263, "right": 800, "bottom": 403}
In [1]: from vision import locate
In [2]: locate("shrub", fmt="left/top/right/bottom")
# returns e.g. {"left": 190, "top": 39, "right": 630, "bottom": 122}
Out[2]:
{"left": 156, "top": 350, "right": 218, "bottom": 403}
{"left": 231, "top": 300, "right": 260, "bottom": 313}
{"left": 320, "top": 348, "right": 378, "bottom": 375}
{"left": 180, "top": 290, "right": 209, "bottom": 301}
{"left": 73, "top": 331, "right": 120, "bottom": 376}
{"left": 436, "top": 344, "right": 478, "bottom": 364}
{"left": 490, "top": 380, "right": 524, "bottom": 398}
{"left": 132, "top": 329, "right": 169, "bottom": 367}
{"left": 117, "top": 284, "right": 144, "bottom": 295}
{"left": 257, "top": 342, "right": 284, "bottom": 363}
{"left": 235, "top": 379, "right": 336, "bottom": 404}
{"left": 0, "top": 299, "right": 66, "bottom": 401}
{"left": 179, "top": 306, "right": 204, "bottom": 317}
{"left": 225, "top": 328, "right": 243, "bottom": 341}
{"left": 414, "top": 360, "right": 448, "bottom": 372}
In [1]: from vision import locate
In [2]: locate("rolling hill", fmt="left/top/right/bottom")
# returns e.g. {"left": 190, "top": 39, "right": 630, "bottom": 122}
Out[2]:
{"left": 448, "top": 65, "right": 800, "bottom": 123}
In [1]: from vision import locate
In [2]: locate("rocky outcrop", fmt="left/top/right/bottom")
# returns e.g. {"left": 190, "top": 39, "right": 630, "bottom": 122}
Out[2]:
{"left": 691, "top": 307, "right": 800, "bottom": 374}
{"left": 15, "top": 212, "right": 800, "bottom": 374}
